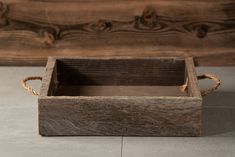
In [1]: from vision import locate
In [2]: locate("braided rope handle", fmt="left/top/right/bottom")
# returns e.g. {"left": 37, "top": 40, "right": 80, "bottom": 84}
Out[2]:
{"left": 22, "top": 74, "right": 220, "bottom": 97}
{"left": 21, "top": 76, "right": 42, "bottom": 96}
{"left": 181, "top": 74, "right": 221, "bottom": 96}
{"left": 197, "top": 74, "right": 221, "bottom": 96}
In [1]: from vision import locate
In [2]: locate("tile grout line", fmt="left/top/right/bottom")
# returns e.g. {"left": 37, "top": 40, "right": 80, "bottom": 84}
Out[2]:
{"left": 121, "top": 136, "right": 124, "bottom": 157}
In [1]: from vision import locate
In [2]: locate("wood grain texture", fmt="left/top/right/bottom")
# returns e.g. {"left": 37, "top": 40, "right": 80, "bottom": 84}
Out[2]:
{"left": 185, "top": 58, "right": 201, "bottom": 98}
{"left": 0, "top": 0, "right": 235, "bottom": 66}
{"left": 38, "top": 57, "right": 202, "bottom": 136}
{"left": 56, "top": 57, "right": 185, "bottom": 86}
{"left": 40, "top": 57, "right": 57, "bottom": 97}
{"left": 39, "top": 97, "right": 202, "bottom": 136}
{"left": 54, "top": 85, "right": 187, "bottom": 97}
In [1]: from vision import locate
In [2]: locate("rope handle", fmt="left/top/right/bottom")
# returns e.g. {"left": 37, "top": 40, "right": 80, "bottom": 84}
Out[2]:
{"left": 21, "top": 76, "right": 42, "bottom": 96}
{"left": 22, "top": 74, "right": 220, "bottom": 97}
{"left": 181, "top": 74, "right": 221, "bottom": 97}
{"left": 197, "top": 74, "right": 221, "bottom": 96}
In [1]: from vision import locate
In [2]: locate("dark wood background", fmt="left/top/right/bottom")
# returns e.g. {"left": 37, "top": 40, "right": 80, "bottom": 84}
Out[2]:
{"left": 0, "top": 0, "right": 235, "bottom": 66}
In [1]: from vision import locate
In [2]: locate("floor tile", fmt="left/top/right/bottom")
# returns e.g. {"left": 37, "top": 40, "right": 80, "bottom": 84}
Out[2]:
{"left": 122, "top": 137, "right": 235, "bottom": 157}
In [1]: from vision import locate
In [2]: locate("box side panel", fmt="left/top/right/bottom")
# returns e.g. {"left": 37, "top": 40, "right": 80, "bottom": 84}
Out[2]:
{"left": 39, "top": 97, "right": 202, "bottom": 136}
{"left": 56, "top": 58, "right": 185, "bottom": 86}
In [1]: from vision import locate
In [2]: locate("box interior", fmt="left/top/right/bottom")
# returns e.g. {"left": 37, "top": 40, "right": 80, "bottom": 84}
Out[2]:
{"left": 48, "top": 58, "right": 189, "bottom": 97}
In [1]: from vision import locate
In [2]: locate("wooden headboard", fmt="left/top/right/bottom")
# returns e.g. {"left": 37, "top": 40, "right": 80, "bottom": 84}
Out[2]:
{"left": 0, "top": 0, "right": 235, "bottom": 66}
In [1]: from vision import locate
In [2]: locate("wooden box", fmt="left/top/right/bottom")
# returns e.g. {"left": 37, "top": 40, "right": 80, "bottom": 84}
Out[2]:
{"left": 39, "top": 57, "right": 202, "bottom": 136}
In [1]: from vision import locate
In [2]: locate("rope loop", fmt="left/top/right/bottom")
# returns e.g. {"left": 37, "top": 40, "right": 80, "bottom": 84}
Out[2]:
{"left": 181, "top": 73, "right": 221, "bottom": 97}
{"left": 21, "top": 76, "right": 42, "bottom": 96}
{"left": 197, "top": 74, "right": 221, "bottom": 96}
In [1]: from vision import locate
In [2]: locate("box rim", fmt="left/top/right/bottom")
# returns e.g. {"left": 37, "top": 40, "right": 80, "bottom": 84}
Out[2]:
{"left": 39, "top": 56, "right": 202, "bottom": 100}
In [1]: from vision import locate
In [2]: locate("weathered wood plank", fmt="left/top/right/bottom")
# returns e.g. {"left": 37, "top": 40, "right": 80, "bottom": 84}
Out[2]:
{"left": 0, "top": 0, "right": 235, "bottom": 66}
{"left": 40, "top": 57, "right": 57, "bottom": 97}
{"left": 54, "top": 85, "right": 187, "bottom": 97}
{"left": 56, "top": 57, "right": 185, "bottom": 86}
{"left": 185, "top": 58, "right": 201, "bottom": 98}
{"left": 39, "top": 97, "right": 202, "bottom": 136}
{"left": 194, "top": 52, "right": 235, "bottom": 66}
{"left": 0, "top": 49, "right": 234, "bottom": 66}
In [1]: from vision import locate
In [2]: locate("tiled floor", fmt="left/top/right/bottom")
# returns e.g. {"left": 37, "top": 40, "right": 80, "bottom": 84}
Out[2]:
{"left": 0, "top": 67, "right": 234, "bottom": 157}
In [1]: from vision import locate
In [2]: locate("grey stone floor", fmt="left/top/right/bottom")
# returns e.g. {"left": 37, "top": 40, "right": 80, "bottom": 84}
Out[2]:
{"left": 0, "top": 66, "right": 234, "bottom": 157}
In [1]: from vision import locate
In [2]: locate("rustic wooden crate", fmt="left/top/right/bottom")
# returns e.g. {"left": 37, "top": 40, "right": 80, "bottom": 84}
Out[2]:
{"left": 39, "top": 57, "right": 202, "bottom": 136}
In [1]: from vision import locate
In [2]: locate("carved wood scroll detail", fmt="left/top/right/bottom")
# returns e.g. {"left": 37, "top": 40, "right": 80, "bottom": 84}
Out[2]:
{"left": 1, "top": 2, "right": 232, "bottom": 47}
{"left": 140, "top": 6, "right": 158, "bottom": 28}
{"left": 0, "top": 1, "right": 235, "bottom": 49}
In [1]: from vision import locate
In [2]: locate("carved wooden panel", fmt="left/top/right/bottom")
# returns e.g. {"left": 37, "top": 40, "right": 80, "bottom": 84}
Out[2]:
{"left": 0, "top": 0, "right": 235, "bottom": 66}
